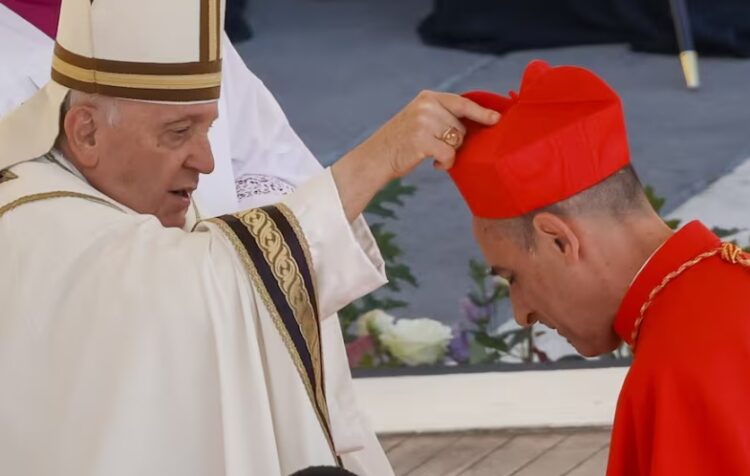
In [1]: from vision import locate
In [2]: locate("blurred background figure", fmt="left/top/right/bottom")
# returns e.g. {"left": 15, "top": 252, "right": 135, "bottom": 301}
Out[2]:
{"left": 226, "top": 0, "right": 253, "bottom": 42}
{"left": 290, "top": 466, "right": 360, "bottom": 476}
{"left": 419, "top": 0, "right": 750, "bottom": 58}
{"left": 1, "top": 0, "right": 58, "bottom": 37}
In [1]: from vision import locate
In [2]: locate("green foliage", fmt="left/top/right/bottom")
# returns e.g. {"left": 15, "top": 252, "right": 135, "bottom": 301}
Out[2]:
{"left": 365, "top": 179, "right": 417, "bottom": 219}
{"left": 646, "top": 187, "right": 749, "bottom": 249}
{"left": 712, "top": 226, "right": 741, "bottom": 238}
{"left": 644, "top": 185, "right": 665, "bottom": 213}
{"left": 453, "top": 259, "right": 539, "bottom": 364}
{"left": 644, "top": 185, "right": 681, "bottom": 230}
{"left": 339, "top": 179, "right": 418, "bottom": 337}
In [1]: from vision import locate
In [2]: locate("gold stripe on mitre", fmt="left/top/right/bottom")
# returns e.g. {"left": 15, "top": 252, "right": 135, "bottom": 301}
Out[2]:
{"left": 200, "top": 0, "right": 222, "bottom": 63}
{"left": 51, "top": 43, "right": 222, "bottom": 101}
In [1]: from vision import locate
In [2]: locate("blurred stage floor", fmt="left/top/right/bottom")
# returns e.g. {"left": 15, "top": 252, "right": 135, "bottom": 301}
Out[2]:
{"left": 380, "top": 428, "right": 610, "bottom": 476}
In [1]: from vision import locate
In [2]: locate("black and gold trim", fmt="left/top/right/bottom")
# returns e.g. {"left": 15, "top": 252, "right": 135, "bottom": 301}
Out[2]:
{"left": 51, "top": 42, "right": 222, "bottom": 102}
{"left": 208, "top": 205, "right": 339, "bottom": 462}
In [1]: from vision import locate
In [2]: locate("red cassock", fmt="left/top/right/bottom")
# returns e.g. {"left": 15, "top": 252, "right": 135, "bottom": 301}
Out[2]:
{"left": 608, "top": 221, "right": 750, "bottom": 475}
{"left": 448, "top": 60, "right": 750, "bottom": 473}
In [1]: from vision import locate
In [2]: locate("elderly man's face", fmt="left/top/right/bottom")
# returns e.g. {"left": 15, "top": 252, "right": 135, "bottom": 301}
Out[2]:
{"left": 79, "top": 99, "right": 218, "bottom": 228}
{"left": 472, "top": 216, "right": 622, "bottom": 357}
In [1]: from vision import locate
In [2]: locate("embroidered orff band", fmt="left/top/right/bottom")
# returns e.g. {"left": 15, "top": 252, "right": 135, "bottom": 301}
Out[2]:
{"left": 208, "top": 205, "right": 338, "bottom": 462}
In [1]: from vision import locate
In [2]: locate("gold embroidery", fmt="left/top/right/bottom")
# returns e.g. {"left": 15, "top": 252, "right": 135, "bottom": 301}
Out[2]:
{"left": 207, "top": 216, "right": 337, "bottom": 459}
{"left": 0, "top": 170, "right": 18, "bottom": 184}
{"left": 239, "top": 208, "right": 332, "bottom": 441}
{"left": 0, "top": 191, "right": 122, "bottom": 219}
{"left": 274, "top": 203, "right": 331, "bottom": 439}
{"left": 240, "top": 209, "right": 321, "bottom": 361}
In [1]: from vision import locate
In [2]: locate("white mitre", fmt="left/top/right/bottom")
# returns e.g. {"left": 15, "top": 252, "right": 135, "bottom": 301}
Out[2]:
{"left": 0, "top": 0, "right": 226, "bottom": 170}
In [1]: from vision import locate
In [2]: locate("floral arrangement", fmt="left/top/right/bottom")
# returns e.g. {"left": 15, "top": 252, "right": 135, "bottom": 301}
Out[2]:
{"left": 346, "top": 310, "right": 453, "bottom": 368}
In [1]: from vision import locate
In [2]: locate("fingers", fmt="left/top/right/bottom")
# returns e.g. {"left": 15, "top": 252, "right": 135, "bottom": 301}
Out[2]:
{"left": 430, "top": 137, "right": 457, "bottom": 171}
{"left": 434, "top": 92, "right": 500, "bottom": 126}
{"left": 413, "top": 107, "right": 461, "bottom": 164}
{"left": 429, "top": 103, "right": 468, "bottom": 140}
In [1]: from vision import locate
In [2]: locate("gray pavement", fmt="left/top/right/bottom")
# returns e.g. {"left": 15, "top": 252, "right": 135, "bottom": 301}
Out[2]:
{"left": 237, "top": 0, "right": 750, "bottom": 323}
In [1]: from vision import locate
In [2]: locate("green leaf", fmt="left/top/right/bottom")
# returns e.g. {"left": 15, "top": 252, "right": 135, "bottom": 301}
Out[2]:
{"left": 645, "top": 185, "right": 681, "bottom": 229}
{"left": 711, "top": 226, "right": 741, "bottom": 238}
{"left": 475, "top": 332, "right": 510, "bottom": 352}
{"left": 488, "top": 284, "right": 509, "bottom": 302}
{"left": 372, "top": 229, "right": 401, "bottom": 260}
{"left": 385, "top": 263, "right": 418, "bottom": 290}
{"left": 468, "top": 338, "right": 494, "bottom": 364}
{"left": 469, "top": 258, "right": 490, "bottom": 280}
{"left": 358, "top": 354, "right": 376, "bottom": 369}
{"left": 665, "top": 218, "right": 681, "bottom": 230}
{"left": 371, "top": 296, "right": 408, "bottom": 311}
{"left": 644, "top": 185, "right": 665, "bottom": 214}
{"left": 497, "top": 328, "right": 530, "bottom": 350}
{"left": 365, "top": 179, "right": 416, "bottom": 219}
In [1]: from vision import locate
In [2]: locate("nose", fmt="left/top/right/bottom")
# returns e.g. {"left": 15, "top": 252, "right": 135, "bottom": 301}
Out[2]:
{"left": 185, "top": 136, "right": 215, "bottom": 175}
{"left": 510, "top": 295, "right": 535, "bottom": 328}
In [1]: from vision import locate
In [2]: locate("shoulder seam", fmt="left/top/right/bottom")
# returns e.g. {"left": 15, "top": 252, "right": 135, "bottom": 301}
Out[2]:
{"left": 0, "top": 191, "right": 124, "bottom": 219}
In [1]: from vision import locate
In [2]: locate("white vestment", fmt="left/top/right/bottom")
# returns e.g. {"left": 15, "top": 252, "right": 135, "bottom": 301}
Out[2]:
{"left": 0, "top": 153, "right": 385, "bottom": 476}
{"left": 0, "top": 6, "right": 394, "bottom": 475}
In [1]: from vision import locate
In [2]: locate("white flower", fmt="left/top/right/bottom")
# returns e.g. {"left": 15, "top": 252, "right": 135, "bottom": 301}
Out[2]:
{"left": 355, "top": 309, "right": 396, "bottom": 337}
{"left": 380, "top": 318, "right": 453, "bottom": 366}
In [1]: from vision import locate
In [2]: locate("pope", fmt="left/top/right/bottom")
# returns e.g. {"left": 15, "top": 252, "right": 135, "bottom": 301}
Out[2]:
{"left": 0, "top": 1, "right": 395, "bottom": 472}
{"left": 0, "top": 0, "right": 499, "bottom": 474}
{"left": 449, "top": 60, "right": 750, "bottom": 475}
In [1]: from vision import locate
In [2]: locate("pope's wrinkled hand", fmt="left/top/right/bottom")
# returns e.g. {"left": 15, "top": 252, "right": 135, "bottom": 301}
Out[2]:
{"left": 332, "top": 90, "right": 500, "bottom": 221}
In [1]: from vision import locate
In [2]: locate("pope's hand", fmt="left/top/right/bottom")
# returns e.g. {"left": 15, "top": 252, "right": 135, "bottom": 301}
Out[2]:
{"left": 358, "top": 90, "right": 499, "bottom": 175}
{"left": 332, "top": 90, "right": 500, "bottom": 221}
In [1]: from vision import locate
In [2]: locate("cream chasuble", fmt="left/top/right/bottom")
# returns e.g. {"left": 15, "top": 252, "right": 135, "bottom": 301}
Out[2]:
{"left": 0, "top": 154, "right": 387, "bottom": 476}
{"left": 0, "top": 7, "right": 393, "bottom": 472}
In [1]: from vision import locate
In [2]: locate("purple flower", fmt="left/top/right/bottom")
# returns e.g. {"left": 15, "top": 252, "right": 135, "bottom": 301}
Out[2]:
{"left": 448, "top": 329, "right": 472, "bottom": 364}
{"left": 460, "top": 297, "right": 491, "bottom": 324}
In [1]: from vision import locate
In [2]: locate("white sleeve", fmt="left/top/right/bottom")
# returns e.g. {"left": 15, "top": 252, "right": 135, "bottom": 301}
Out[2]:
{"left": 197, "top": 167, "right": 386, "bottom": 319}
{"left": 280, "top": 169, "right": 386, "bottom": 317}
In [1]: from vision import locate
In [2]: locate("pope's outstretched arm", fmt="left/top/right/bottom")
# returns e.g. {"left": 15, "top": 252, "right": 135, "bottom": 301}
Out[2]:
{"left": 331, "top": 90, "right": 500, "bottom": 223}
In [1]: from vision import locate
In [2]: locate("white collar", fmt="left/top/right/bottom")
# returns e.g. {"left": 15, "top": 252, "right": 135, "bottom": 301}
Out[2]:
{"left": 49, "top": 148, "right": 87, "bottom": 182}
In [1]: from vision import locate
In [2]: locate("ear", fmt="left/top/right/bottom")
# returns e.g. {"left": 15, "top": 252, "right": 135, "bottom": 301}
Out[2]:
{"left": 62, "top": 105, "right": 100, "bottom": 168}
{"left": 531, "top": 213, "right": 581, "bottom": 264}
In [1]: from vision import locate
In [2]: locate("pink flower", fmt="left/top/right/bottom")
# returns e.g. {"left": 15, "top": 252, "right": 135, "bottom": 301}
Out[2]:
{"left": 346, "top": 336, "right": 376, "bottom": 368}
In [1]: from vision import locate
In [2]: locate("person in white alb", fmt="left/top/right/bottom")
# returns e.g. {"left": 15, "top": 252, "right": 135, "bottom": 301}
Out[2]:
{"left": 0, "top": 0, "right": 500, "bottom": 474}
{"left": 0, "top": 1, "right": 385, "bottom": 474}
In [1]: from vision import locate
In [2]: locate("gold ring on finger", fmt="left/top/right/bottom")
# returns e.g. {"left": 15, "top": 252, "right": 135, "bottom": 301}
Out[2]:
{"left": 441, "top": 126, "right": 463, "bottom": 149}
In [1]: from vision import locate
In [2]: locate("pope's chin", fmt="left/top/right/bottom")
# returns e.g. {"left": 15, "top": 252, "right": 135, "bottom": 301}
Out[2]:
{"left": 155, "top": 205, "right": 190, "bottom": 229}
{"left": 160, "top": 214, "right": 187, "bottom": 229}
{"left": 568, "top": 331, "right": 622, "bottom": 358}
{"left": 155, "top": 193, "right": 193, "bottom": 228}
